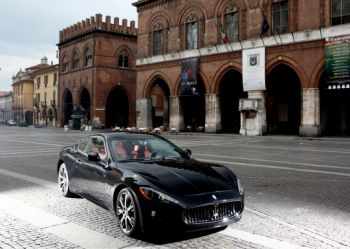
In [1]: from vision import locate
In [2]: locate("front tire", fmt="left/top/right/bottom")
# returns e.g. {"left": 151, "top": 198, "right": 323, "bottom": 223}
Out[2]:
{"left": 116, "top": 188, "right": 139, "bottom": 236}
{"left": 58, "top": 163, "right": 73, "bottom": 197}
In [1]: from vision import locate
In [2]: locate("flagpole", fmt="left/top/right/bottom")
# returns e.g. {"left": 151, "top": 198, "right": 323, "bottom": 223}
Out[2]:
{"left": 258, "top": 5, "right": 279, "bottom": 45}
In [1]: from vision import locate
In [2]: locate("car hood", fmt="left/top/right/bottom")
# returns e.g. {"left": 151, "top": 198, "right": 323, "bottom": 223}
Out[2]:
{"left": 121, "top": 159, "right": 237, "bottom": 196}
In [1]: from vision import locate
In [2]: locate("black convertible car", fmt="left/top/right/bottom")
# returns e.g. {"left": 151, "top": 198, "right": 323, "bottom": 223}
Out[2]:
{"left": 57, "top": 132, "right": 244, "bottom": 236}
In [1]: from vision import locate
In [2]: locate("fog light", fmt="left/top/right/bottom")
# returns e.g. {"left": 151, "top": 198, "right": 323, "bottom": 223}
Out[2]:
{"left": 151, "top": 210, "right": 156, "bottom": 217}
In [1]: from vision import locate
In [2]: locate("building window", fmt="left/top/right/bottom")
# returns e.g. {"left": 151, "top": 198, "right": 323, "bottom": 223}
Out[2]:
{"left": 72, "top": 51, "right": 79, "bottom": 70}
{"left": 53, "top": 73, "right": 57, "bottom": 86}
{"left": 84, "top": 48, "right": 93, "bottom": 67}
{"left": 272, "top": 0, "right": 289, "bottom": 34}
{"left": 62, "top": 56, "right": 68, "bottom": 73}
{"left": 224, "top": 4, "right": 239, "bottom": 43}
{"left": 44, "top": 75, "right": 48, "bottom": 88}
{"left": 118, "top": 54, "right": 129, "bottom": 68}
{"left": 37, "top": 77, "right": 41, "bottom": 89}
{"left": 332, "top": 0, "right": 350, "bottom": 25}
{"left": 36, "top": 93, "right": 40, "bottom": 107}
{"left": 153, "top": 22, "right": 164, "bottom": 55}
{"left": 186, "top": 14, "right": 198, "bottom": 50}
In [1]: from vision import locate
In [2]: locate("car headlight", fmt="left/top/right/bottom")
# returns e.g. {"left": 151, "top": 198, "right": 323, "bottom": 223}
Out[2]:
{"left": 139, "top": 187, "right": 179, "bottom": 204}
{"left": 237, "top": 179, "right": 244, "bottom": 195}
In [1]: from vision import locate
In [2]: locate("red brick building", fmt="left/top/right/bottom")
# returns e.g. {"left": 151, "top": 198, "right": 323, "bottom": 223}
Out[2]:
{"left": 133, "top": 0, "right": 350, "bottom": 136}
{"left": 58, "top": 14, "right": 137, "bottom": 129}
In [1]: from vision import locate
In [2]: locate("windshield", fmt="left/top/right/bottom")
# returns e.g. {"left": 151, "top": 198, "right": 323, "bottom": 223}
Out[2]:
{"left": 108, "top": 135, "right": 188, "bottom": 162}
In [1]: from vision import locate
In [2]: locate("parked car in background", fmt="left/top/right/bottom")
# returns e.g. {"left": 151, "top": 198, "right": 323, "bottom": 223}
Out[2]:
{"left": 19, "top": 121, "right": 28, "bottom": 127}
{"left": 57, "top": 132, "right": 244, "bottom": 237}
{"left": 6, "top": 119, "right": 16, "bottom": 126}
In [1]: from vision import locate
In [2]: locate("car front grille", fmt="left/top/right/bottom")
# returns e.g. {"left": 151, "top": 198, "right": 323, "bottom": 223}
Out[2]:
{"left": 183, "top": 201, "right": 242, "bottom": 224}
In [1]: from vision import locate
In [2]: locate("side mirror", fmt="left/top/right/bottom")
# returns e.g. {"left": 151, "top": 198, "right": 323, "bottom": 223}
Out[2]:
{"left": 88, "top": 152, "right": 100, "bottom": 162}
{"left": 184, "top": 148, "right": 192, "bottom": 156}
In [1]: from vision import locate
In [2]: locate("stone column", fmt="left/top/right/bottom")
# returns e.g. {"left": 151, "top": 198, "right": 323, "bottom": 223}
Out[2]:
{"left": 163, "top": 96, "right": 169, "bottom": 129}
{"left": 300, "top": 88, "right": 321, "bottom": 136}
{"left": 205, "top": 94, "right": 221, "bottom": 133}
{"left": 169, "top": 96, "right": 184, "bottom": 131}
{"left": 136, "top": 98, "right": 152, "bottom": 128}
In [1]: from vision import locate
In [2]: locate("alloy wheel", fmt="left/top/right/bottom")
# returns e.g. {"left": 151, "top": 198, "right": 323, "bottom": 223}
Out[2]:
{"left": 58, "top": 163, "right": 70, "bottom": 196}
{"left": 116, "top": 189, "right": 137, "bottom": 235}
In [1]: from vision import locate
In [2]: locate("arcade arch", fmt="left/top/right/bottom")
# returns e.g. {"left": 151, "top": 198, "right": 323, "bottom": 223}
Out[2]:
{"left": 148, "top": 78, "right": 170, "bottom": 128}
{"left": 266, "top": 64, "right": 301, "bottom": 134}
{"left": 219, "top": 69, "right": 247, "bottom": 133}
{"left": 63, "top": 90, "right": 73, "bottom": 126}
{"left": 105, "top": 87, "right": 129, "bottom": 129}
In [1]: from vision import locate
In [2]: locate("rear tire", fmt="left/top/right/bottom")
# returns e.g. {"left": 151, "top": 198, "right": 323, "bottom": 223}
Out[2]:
{"left": 58, "top": 163, "right": 73, "bottom": 197}
{"left": 116, "top": 188, "right": 139, "bottom": 236}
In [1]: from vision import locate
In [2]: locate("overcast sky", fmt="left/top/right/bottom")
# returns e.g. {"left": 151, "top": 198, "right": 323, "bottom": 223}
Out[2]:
{"left": 0, "top": 0, "right": 138, "bottom": 91}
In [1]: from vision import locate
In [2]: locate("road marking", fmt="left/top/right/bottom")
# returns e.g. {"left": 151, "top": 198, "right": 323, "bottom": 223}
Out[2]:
{"left": 172, "top": 140, "right": 350, "bottom": 154}
{"left": 197, "top": 158, "right": 350, "bottom": 177}
{"left": 0, "top": 194, "right": 129, "bottom": 249}
{"left": 219, "top": 226, "right": 306, "bottom": 249}
{"left": 0, "top": 152, "right": 58, "bottom": 158}
{"left": 0, "top": 149, "right": 59, "bottom": 155}
{"left": 0, "top": 168, "right": 56, "bottom": 189}
{"left": 0, "top": 138, "right": 67, "bottom": 147}
{"left": 195, "top": 153, "right": 350, "bottom": 171}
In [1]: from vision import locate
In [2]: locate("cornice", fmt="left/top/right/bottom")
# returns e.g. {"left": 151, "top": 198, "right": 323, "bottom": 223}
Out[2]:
{"left": 133, "top": 0, "right": 177, "bottom": 12}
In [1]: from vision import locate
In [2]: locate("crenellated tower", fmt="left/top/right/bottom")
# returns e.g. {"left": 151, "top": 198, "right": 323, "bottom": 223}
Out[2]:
{"left": 57, "top": 13, "right": 138, "bottom": 130}
{"left": 59, "top": 14, "right": 137, "bottom": 43}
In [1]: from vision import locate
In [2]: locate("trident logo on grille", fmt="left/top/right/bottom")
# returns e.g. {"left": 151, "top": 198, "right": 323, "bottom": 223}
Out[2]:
{"left": 212, "top": 205, "right": 219, "bottom": 220}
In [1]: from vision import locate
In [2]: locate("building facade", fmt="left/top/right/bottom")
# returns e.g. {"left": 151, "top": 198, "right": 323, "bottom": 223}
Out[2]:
{"left": 12, "top": 59, "right": 49, "bottom": 125}
{"left": 58, "top": 14, "right": 137, "bottom": 129}
{"left": 33, "top": 64, "right": 59, "bottom": 127}
{"left": 0, "top": 92, "right": 13, "bottom": 122}
{"left": 133, "top": 0, "right": 350, "bottom": 136}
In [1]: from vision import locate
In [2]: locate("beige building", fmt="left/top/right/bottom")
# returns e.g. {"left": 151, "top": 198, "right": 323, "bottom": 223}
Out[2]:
{"left": 12, "top": 58, "right": 49, "bottom": 125}
{"left": 33, "top": 64, "right": 59, "bottom": 127}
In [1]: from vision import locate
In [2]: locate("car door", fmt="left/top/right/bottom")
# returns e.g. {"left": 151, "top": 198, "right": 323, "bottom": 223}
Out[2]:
{"left": 79, "top": 136, "right": 111, "bottom": 208}
{"left": 71, "top": 138, "right": 89, "bottom": 194}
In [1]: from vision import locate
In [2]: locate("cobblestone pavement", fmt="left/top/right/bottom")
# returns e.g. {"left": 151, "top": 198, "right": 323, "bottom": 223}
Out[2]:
{"left": 0, "top": 126, "right": 349, "bottom": 248}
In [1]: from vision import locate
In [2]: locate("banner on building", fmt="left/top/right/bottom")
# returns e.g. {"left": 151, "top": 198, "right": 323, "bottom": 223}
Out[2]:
{"left": 325, "top": 35, "right": 350, "bottom": 90}
{"left": 180, "top": 58, "right": 199, "bottom": 96}
{"left": 242, "top": 47, "right": 266, "bottom": 92}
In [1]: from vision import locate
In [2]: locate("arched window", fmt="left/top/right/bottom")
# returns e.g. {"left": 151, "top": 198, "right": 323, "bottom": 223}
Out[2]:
{"left": 72, "top": 51, "right": 80, "bottom": 70}
{"left": 186, "top": 13, "right": 199, "bottom": 50}
{"left": 153, "top": 22, "right": 164, "bottom": 55}
{"left": 118, "top": 52, "right": 129, "bottom": 68}
{"left": 272, "top": 0, "right": 289, "bottom": 34}
{"left": 84, "top": 48, "right": 93, "bottom": 67}
{"left": 62, "top": 56, "right": 68, "bottom": 73}
{"left": 224, "top": 3, "right": 239, "bottom": 42}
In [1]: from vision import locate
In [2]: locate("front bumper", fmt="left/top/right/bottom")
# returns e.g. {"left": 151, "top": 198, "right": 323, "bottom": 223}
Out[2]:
{"left": 138, "top": 190, "right": 244, "bottom": 233}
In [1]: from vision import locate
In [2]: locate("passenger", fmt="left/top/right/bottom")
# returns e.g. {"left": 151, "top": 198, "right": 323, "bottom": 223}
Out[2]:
{"left": 131, "top": 144, "right": 140, "bottom": 159}
{"left": 98, "top": 146, "right": 107, "bottom": 160}
{"left": 116, "top": 140, "right": 128, "bottom": 159}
